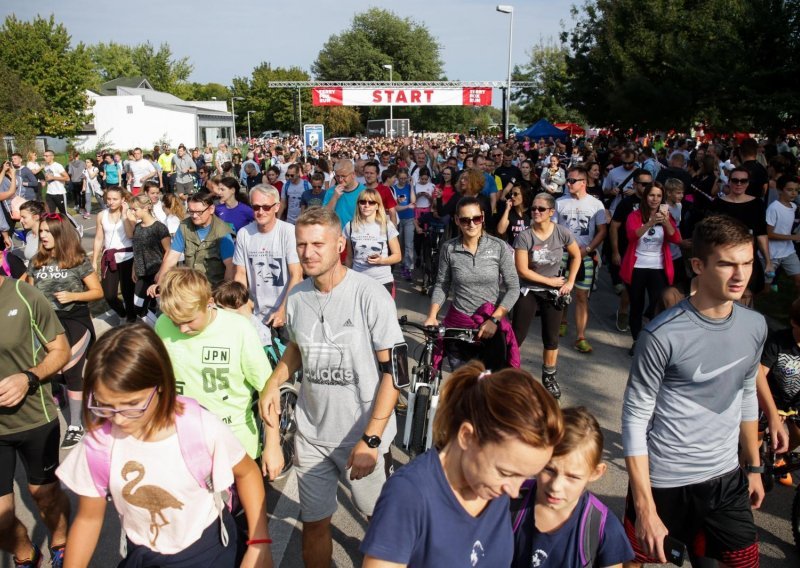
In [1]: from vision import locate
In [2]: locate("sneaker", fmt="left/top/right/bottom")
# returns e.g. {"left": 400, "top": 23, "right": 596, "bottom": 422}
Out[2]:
{"left": 628, "top": 342, "right": 636, "bottom": 357}
{"left": 50, "top": 545, "right": 65, "bottom": 568}
{"left": 61, "top": 425, "right": 84, "bottom": 449}
{"left": 559, "top": 323, "right": 568, "bottom": 337}
{"left": 542, "top": 373, "right": 562, "bottom": 400}
{"left": 774, "top": 458, "right": 794, "bottom": 487}
{"left": 13, "top": 544, "right": 42, "bottom": 567}
{"left": 616, "top": 310, "right": 629, "bottom": 332}
{"left": 574, "top": 338, "right": 593, "bottom": 354}
{"left": 82, "top": 212, "right": 90, "bottom": 219}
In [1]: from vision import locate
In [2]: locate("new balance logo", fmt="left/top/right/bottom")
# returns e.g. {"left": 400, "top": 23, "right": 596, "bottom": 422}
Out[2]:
{"left": 343, "top": 319, "right": 354, "bottom": 327}
{"left": 7, "top": 309, "right": 17, "bottom": 317}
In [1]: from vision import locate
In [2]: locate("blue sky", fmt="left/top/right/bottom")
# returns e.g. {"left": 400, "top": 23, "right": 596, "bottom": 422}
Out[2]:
{"left": 6, "top": 0, "right": 575, "bottom": 85}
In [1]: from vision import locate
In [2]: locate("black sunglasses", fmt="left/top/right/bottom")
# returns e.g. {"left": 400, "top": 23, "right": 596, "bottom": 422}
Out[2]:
{"left": 730, "top": 178, "right": 749, "bottom": 184}
{"left": 532, "top": 206, "right": 550, "bottom": 213}
{"left": 358, "top": 199, "right": 378, "bottom": 206}
{"left": 252, "top": 203, "right": 280, "bottom": 212}
{"left": 457, "top": 214, "right": 484, "bottom": 226}
{"left": 566, "top": 178, "right": 585, "bottom": 184}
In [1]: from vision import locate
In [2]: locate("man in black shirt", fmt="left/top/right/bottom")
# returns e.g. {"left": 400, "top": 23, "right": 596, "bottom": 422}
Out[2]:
{"left": 739, "top": 138, "right": 768, "bottom": 199}
{"left": 494, "top": 149, "right": 522, "bottom": 190}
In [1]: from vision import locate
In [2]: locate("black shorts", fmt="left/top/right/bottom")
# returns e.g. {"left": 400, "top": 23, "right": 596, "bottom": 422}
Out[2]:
{"left": 0, "top": 420, "right": 61, "bottom": 495}
{"left": 624, "top": 468, "right": 758, "bottom": 566}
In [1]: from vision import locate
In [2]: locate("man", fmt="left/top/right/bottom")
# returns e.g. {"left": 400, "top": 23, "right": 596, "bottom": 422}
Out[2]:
{"left": 494, "top": 149, "right": 522, "bottom": 190}
{"left": 0, "top": 273, "right": 71, "bottom": 567}
{"left": 622, "top": 215, "right": 766, "bottom": 567}
{"left": 409, "top": 150, "right": 429, "bottom": 185}
{"left": 66, "top": 151, "right": 85, "bottom": 214}
{"left": 11, "top": 153, "right": 39, "bottom": 201}
{"left": 281, "top": 164, "right": 310, "bottom": 225}
{"left": 654, "top": 153, "right": 693, "bottom": 198}
{"left": 640, "top": 146, "right": 661, "bottom": 179}
{"left": 739, "top": 137, "right": 769, "bottom": 199}
{"left": 300, "top": 173, "right": 327, "bottom": 212}
{"left": 602, "top": 149, "right": 638, "bottom": 214}
{"left": 153, "top": 191, "right": 235, "bottom": 287}
{"left": 126, "top": 147, "right": 157, "bottom": 196}
{"left": 240, "top": 150, "right": 261, "bottom": 186}
{"left": 456, "top": 146, "right": 468, "bottom": 169}
{"left": 377, "top": 151, "right": 392, "bottom": 175}
{"left": 42, "top": 151, "right": 69, "bottom": 215}
{"left": 157, "top": 144, "right": 175, "bottom": 193}
{"left": 214, "top": 142, "right": 231, "bottom": 174}
{"left": 171, "top": 144, "right": 196, "bottom": 197}
{"left": 323, "top": 159, "right": 366, "bottom": 228}
{"left": 234, "top": 185, "right": 302, "bottom": 328}
{"left": 262, "top": 207, "right": 404, "bottom": 568}
{"left": 362, "top": 161, "right": 398, "bottom": 225}
{"left": 555, "top": 165, "right": 607, "bottom": 354}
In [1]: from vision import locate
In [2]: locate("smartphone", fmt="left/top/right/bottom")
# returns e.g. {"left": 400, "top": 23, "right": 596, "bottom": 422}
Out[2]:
{"left": 663, "top": 535, "right": 687, "bottom": 566}
{"left": 391, "top": 343, "right": 410, "bottom": 389}
{"left": 659, "top": 204, "right": 669, "bottom": 215}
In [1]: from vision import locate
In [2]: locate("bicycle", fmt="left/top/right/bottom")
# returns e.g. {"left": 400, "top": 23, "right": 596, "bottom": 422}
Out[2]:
{"left": 419, "top": 223, "right": 447, "bottom": 295}
{"left": 397, "top": 315, "right": 477, "bottom": 457}
{"left": 264, "top": 325, "right": 302, "bottom": 480}
{"left": 758, "top": 407, "right": 800, "bottom": 553}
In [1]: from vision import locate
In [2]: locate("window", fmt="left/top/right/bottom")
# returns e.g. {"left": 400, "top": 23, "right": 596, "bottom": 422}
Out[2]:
{"left": 126, "top": 106, "right": 133, "bottom": 114}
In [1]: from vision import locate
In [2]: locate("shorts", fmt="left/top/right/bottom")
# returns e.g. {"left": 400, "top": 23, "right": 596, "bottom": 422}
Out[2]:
{"left": 0, "top": 420, "right": 60, "bottom": 495}
{"left": 174, "top": 181, "right": 195, "bottom": 195}
{"left": 563, "top": 253, "right": 596, "bottom": 292}
{"left": 771, "top": 252, "right": 800, "bottom": 276}
{"left": 294, "top": 433, "right": 386, "bottom": 522}
{"left": 624, "top": 468, "right": 758, "bottom": 566}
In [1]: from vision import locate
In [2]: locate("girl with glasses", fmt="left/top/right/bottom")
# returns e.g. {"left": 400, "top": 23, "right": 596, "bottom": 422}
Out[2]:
{"left": 344, "top": 189, "right": 401, "bottom": 297}
{"left": 56, "top": 324, "right": 272, "bottom": 567}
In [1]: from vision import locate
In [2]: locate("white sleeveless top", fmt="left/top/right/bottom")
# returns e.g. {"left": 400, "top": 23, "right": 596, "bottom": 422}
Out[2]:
{"left": 101, "top": 209, "right": 134, "bottom": 263}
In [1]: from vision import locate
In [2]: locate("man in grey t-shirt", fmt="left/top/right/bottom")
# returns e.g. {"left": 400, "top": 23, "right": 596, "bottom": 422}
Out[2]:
{"left": 171, "top": 145, "right": 197, "bottom": 196}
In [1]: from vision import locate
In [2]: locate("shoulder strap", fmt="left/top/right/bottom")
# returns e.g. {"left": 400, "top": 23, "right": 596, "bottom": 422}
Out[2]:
{"left": 84, "top": 421, "right": 115, "bottom": 498}
{"left": 579, "top": 492, "right": 608, "bottom": 568}
{"left": 618, "top": 170, "right": 636, "bottom": 190}
{"left": 511, "top": 478, "right": 536, "bottom": 534}
{"left": 175, "top": 395, "right": 214, "bottom": 490}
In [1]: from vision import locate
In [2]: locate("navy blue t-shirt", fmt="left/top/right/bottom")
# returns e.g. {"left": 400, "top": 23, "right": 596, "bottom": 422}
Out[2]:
{"left": 361, "top": 449, "right": 514, "bottom": 567}
{"left": 511, "top": 481, "right": 633, "bottom": 568}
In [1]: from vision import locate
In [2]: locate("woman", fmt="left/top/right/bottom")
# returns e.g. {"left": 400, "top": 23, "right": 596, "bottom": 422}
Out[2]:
{"left": 161, "top": 192, "right": 185, "bottom": 237}
{"left": 621, "top": 182, "right": 681, "bottom": 354}
{"left": 361, "top": 361, "right": 563, "bottom": 567}
{"left": 92, "top": 186, "right": 136, "bottom": 324}
{"left": 214, "top": 177, "right": 254, "bottom": 233}
{"left": 203, "top": 144, "right": 214, "bottom": 166}
{"left": 16, "top": 200, "right": 45, "bottom": 265}
{"left": 130, "top": 194, "right": 171, "bottom": 319}
{"left": 585, "top": 161, "right": 604, "bottom": 202}
{"left": 56, "top": 324, "right": 272, "bottom": 568}
{"left": 344, "top": 188, "right": 401, "bottom": 296}
{"left": 436, "top": 168, "right": 492, "bottom": 234}
{"left": 519, "top": 159, "right": 540, "bottom": 192}
{"left": 264, "top": 166, "right": 283, "bottom": 194}
{"left": 392, "top": 168, "right": 417, "bottom": 280}
{"left": 81, "top": 158, "right": 104, "bottom": 219}
{"left": 496, "top": 183, "right": 534, "bottom": 246}
{"left": 425, "top": 197, "right": 521, "bottom": 371}
{"left": 540, "top": 155, "right": 566, "bottom": 196}
{"left": 511, "top": 192, "right": 581, "bottom": 400}
{"left": 316, "top": 157, "right": 333, "bottom": 189}
{"left": 25, "top": 213, "right": 102, "bottom": 448}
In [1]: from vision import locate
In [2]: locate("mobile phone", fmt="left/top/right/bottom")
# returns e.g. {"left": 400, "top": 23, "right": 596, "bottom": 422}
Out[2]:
{"left": 659, "top": 204, "right": 669, "bottom": 214}
{"left": 663, "top": 535, "right": 687, "bottom": 566}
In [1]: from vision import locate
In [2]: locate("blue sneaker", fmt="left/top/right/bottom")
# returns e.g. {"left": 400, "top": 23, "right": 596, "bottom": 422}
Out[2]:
{"left": 13, "top": 544, "right": 42, "bottom": 567}
{"left": 50, "top": 545, "right": 65, "bottom": 568}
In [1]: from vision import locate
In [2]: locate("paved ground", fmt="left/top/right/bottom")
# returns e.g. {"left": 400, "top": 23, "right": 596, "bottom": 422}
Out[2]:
{"left": 4, "top": 213, "right": 800, "bottom": 566}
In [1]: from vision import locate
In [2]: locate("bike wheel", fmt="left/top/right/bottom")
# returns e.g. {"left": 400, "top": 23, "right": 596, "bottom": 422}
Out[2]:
{"left": 409, "top": 386, "right": 430, "bottom": 457}
{"left": 793, "top": 487, "right": 800, "bottom": 554}
{"left": 273, "top": 382, "right": 299, "bottom": 481}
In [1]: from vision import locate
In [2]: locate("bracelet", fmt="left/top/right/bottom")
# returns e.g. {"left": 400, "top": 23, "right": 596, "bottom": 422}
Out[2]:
{"left": 246, "top": 538, "right": 273, "bottom": 545}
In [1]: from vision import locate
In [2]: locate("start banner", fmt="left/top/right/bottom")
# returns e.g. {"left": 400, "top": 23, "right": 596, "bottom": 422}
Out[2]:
{"left": 312, "top": 87, "right": 492, "bottom": 107}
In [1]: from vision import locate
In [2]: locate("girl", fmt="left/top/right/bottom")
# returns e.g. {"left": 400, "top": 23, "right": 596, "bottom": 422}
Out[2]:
{"left": 81, "top": 158, "right": 104, "bottom": 219}
{"left": 541, "top": 155, "right": 566, "bottom": 196}
{"left": 130, "top": 195, "right": 170, "bottom": 320}
{"left": 214, "top": 177, "right": 254, "bottom": 233}
{"left": 511, "top": 407, "right": 634, "bottom": 568}
{"left": 361, "top": 362, "right": 563, "bottom": 567}
{"left": 57, "top": 324, "right": 273, "bottom": 568}
{"left": 92, "top": 186, "right": 136, "bottom": 324}
{"left": 497, "top": 183, "right": 534, "bottom": 246}
{"left": 25, "top": 213, "right": 103, "bottom": 448}
{"left": 344, "top": 188, "right": 401, "bottom": 296}
{"left": 392, "top": 168, "right": 416, "bottom": 280}
{"left": 519, "top": 159, "right": 540, "bottom": 192}
{"left": 17, "top": 200, "right": 45, "bottom": 265}
{"left": 161, "top": 192, "right": 185, "bottom": 237}
{"left": 413, "top": 167, "right": 435, "bottom": 219}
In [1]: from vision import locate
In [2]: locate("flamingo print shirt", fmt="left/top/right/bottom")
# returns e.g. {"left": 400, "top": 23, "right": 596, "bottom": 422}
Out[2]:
{"left": 57, "top": 408, "right": 245, "bottom": 554}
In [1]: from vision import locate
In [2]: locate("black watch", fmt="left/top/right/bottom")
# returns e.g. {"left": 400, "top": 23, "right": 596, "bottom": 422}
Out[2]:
{"left": 489, "top": 316, "right": 500, "bottom": 326}
{"left": 744, "top": 463, "right": 765, "bottom": 474}
{"left": 23, "top": 370, "right": 40, "bottom": 396}
{"left": 362, "top": 434, "right": 381, "bottom": 449}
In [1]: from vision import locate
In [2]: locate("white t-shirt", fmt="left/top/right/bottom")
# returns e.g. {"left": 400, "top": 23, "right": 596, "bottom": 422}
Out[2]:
{"left": 56, "top": 408, "right": 245, "bottom": 555}
{"left": 233, "top": 220, "right": 299, "bottom": 320}
{"left": 153, "top": 200, "right": 167, "bottom": 223}
{"left": 344, "top": 220, "right": 398, "bottom": 285}
{"left": 634, "top": 223, "right": 665, "bottom": 269}
{"left": 414, "top": 182, "right": 435, "bottom": 209}
{"left": 555, "top": 194, "right": 607, "bottom": 249}
{"left": 283, "top": 180, "right": 306, "bottom": 224}
{"left": 766, "top": 200, "right": 797, "bottom": 260}
{"left": 100, "top": 209, "right": 134, "bottom": 263}
{"left": 44, "top": 162, "right": 66, "bottom": 195}
{"left": 128, "top": 159, "right": 156, "bottom": 188}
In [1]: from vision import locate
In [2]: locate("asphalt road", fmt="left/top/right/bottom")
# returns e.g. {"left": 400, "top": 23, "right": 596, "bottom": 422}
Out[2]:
{"left": 4, "top": 213, "right": 799, "bottom": 567}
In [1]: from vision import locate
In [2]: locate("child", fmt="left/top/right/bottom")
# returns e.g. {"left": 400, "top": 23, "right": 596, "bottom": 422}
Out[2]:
{"left": 413, "top": 167, "right": 435, "bottom": 220}
{"left": 212, "top": 280, "right": 271, "bottom": 348}
{"left": 57, "top": 324, "right": 273, "bottom": 567}
{"left": 511, "top": 407, "right": 633, "bottom": 568}
{"left": 766, "top": 174, "right": 800, "bottom": 294}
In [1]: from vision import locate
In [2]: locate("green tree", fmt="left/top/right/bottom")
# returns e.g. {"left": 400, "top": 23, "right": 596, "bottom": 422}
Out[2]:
{"left": 88, "top": 41, "right": 193, "bottom": 96}
{"left": 86, "top": 42, "right": 139, "bottom": 84}
{"left": 233, "top": 64, "right": 312, "bottom": 135}
{"left": 0, "top": 15, "right": 94, "bottom": 137}
{"left": 0, "top": 62, "right": 44, "bottom": 153}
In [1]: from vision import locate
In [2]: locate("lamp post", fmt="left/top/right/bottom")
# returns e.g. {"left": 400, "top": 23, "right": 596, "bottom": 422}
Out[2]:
{"left": 231, "top": 96, "right": 244, "bottom": 144}
{"left": 496, "top": 5, "right": 514, "bottom": 142}
{"left": 246, "top": 110, "right": 255, "bottom": 141}
{"left": 383, "top": 64, "right": 393, "bottom": 138}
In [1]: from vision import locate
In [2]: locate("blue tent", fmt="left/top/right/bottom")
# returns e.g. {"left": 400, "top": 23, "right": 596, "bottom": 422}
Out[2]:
{"left": 516, "top": 119, "right": 568, "bottom": 141}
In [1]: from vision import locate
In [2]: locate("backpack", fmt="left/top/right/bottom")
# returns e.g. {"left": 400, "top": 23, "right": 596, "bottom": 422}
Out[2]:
{"left": 511, "top": 479, "right": 608, "bottom": 568}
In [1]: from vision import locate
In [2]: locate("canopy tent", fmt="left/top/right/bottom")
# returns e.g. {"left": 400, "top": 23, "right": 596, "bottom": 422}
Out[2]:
{"left": 515, "top": 119, "right": 568, "bottom": 141}
{"left": 554, "top": 122, "right": 585, "bottom": 136}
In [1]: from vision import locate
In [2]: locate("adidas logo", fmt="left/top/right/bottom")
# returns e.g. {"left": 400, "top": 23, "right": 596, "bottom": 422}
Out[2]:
{"left": 343, "top": 319, "right": 354, "bottom": 327}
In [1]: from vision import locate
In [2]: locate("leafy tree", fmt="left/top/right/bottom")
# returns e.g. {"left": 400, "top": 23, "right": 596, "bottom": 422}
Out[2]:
{"left": 183, "top": 82, "right": 231, "bottom": 102}
{"left": 0, "top": 62, "right": 44, "bottom": 152}
{"left": 232, "top": 64, "right": 313, "bottom": 135}
{"left": 0, "top": 15, "right": 94, "bottom": 137}
{"left": 88, "top": 41, "right": 193, "bottom": 96}
{"left": 86, "top": 42, "right": 138, "bottom": 84}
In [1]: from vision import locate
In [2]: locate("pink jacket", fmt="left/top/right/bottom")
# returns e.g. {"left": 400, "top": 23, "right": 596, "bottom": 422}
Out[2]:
{"left": 620, "top": 209, "right": 681, "bottom": 285}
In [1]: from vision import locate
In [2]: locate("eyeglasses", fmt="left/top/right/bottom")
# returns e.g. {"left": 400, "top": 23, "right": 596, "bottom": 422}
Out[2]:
{"left": 42, "top": 213, "right": 64, "bottom": 221}
{"left": 358, "top": 200, "right": 378, "bottom": 206}
{"left": 252, "top": 202, "right": 280, "bottom": 212}
{"left": 566, "top": 178, "right": 586, "bottom": 184}
{"left": 532, "top": 206, "right": 550, "bottom": 213}
{"left": 730, "top": 178, "right": 749, "bottom": 184}
{"left": 457, "top": 214, "right": 484, "bottom": 226}
{"left": 188, "top": 205, "right": 211, "bottom": 216}
{"left": 87, "top": 387, "right": 158, "bottom": 419}
{"left": 458, "top": 152, "right": 467, "bottom": 155}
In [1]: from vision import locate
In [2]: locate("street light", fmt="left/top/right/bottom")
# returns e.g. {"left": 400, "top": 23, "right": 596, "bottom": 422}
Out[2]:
{"left": 246, "top": 110, "right": 256, "bottom": 141}
{"left": 496, "top": 4, "right": 514, "bottom": 142}
{"left": 230, "top": 96, "right": 244, "bottom": 143}
{"left": 383, "top": 64, "right": 393, "bottom": 138}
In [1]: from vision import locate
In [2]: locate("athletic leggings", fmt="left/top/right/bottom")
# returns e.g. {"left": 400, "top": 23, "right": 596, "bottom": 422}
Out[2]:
{"left": 512, "top": 290, "right": 563, "bottom": 349}
{"left": 58, "top": 318, "right": 91, "bottom": 393}
{"left": 627, "top": 267, "right": 668, "bottom": 341}
{"left": 134, "top": 274, "right": 157, "bottom": 317}
{"left": 102, "top": 257, "right": 136, "bottom": 322}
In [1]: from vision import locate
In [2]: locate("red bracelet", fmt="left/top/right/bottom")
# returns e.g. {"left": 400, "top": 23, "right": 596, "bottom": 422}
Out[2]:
{"left": 246, "top": 538, "right": 272, "bottom": 545}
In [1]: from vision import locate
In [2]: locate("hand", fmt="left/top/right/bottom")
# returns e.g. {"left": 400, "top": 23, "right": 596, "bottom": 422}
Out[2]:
{"left": 366, "top": 255, "right": 382, "bottom": 265}
{"left": 634, "top": 508, "right": 669, "bottom": 563}
{"left": 549, "top": 276, "right": 566, "bottom": 288}
{"left": 261, "top": 438, "right": 285, "bottom": 481}
{"left": 347, "top": 440, "right": 378, "bottom": 481}
{"left": 747, "top": 472, "right": 765, "bottom": 509}
{"left": 764, "top": 260, "right": 774, "bottom": 275}
{"left": 769, "top": 417, "right": 789, "bottom": 453}
{"left": 259, "top": 385, "right": 281, "bottom": 428}
{"left": 52, "top": 291, "right": 75, "bottom": 304}
{"left": 558, "top": 282, "right": 574, "bottom": 296}
{"left": 334, "top": 183, "right": 346, "bottom": 197}
{"left": 611, "top": 187, "right": 620, "bottom": 196}
{"left": 146, "top": 283, "right": 160, "bottom": 298}
{"left": 611, "top": 252, "right": 621, "bottom": 266}
{"left": 240, "top": 543, "right": 273, "bottom": 568}
{"left": 477, "top": 318, "right": 498, "bottom": 340}
{"left": 423, "top": 316, "right": 438, "bottom": 327}
{"left": 0, "top": 373, "right": 29, "bottom": 407}
{"left": 579, "top": 246, "right": 590, "bottom": 258}
{"left": 266, "top": 308, "right": 286, "bottom": 328}
{"left": 652, "top": 213, "right": 666, "bottom": 225}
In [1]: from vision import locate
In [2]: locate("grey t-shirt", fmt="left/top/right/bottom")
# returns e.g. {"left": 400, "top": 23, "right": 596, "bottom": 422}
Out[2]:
{"left": 172, "top": 154, "right": 196, "bottom": 184}
{"left": 27, "top": 258, "right": 94, "bottom": 312}
{"left": 234, "top": 220, "right": 299, "bottom": 320}
{"left": 555, "top": 194, "right": 607, "bottom": 249}
{"left": 513, "top": 224, "right": 575, "bottom": 290}
{"left": 286, "top": 269, "right": 404, "bottom": 450}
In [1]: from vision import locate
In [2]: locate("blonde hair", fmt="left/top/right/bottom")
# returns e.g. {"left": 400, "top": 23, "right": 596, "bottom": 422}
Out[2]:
{"left": 131, "top": 194, "right": 154, "bottom": 211}
{"left": 158, "top": 267, "right": 211, "bottom": 323}
{"left": 352, "top": 188, "right": 388, "bottom": 235}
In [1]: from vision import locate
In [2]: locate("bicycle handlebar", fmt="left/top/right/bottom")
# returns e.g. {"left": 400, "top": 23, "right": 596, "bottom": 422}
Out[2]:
{"left": 398, "top": 315, "right": 478, "bottom": 341}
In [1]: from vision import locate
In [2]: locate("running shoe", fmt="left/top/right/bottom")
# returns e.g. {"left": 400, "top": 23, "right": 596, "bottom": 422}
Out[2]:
{"left": 82, "top": 212, "right": 90, "bottom": 219}
{"left": 50, "top": 545, "right": 65, "bottom": 568}
{"left": 616, "top": 310, "right": 629, "bottom": 332}
{"left": 61, "top": 425, "right": 84, "bottom": 449}
{"left": 14, "top": 544, "right": 42, "bottom": 567}
{"left": 542, "top": 373, "right": 562, "bottom": 400}
{"left": 574, "top": 338, "right": 593, "bottom": 354}
{"left": 559, "top": 323, "right": 568, "bottom": 337}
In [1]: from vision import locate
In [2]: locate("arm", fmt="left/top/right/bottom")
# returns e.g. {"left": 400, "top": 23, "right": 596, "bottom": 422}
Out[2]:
{"left": 0, "top": 333, "right": 70, "bottom": 407}
{"left": 223, "top": 257, "right": 234, "bottom": 282}
{"left": 766, "top": 224, "right": 800, "bottom": 241}
{"left": 756, "top": 364, "right": 789, "bottom": 453}
{"left": 91, "top": 214, "right": 105, "bottom": 268}
{"left": 234, "top": 264, "right": 248, "bottom": 288}
{"left": 63, "top": 496, "right": 107, "bottom": 568}
{"left": 363, "top": 558, "right": 406, "bottom": 568}
{"left": 265, "top": 262, "right": 302, "bottom": 328}
{"left": 562, "top": 240, "right": 582, "bottom": 294}
{"left": 53, "top": 272, "right": 103, "bottom": 305}
{"left": 233, "top": 456, "right": 273, "bottom": 568}
{"left": 378, "top": 236, "right": 402, "bottom": 266}
{"left": 739, "top": 419, "right": 764, "bottom": 508}
{"left": 624, "top": 455, "right": 668, "bottom": 563}
{"left": 154, "top": 249, "right": 181, "bottom": 283}
{"left": 425, "top": 245, "right": 452, "bottom": 325}
{"left": 586, "top": 222, "right": 607, "bottom": 255}
{"left": 756, "top": 235, "right": 772, "bottom": 272}
{"left": 495, "top": 202, "right": 511, "bottom": 236}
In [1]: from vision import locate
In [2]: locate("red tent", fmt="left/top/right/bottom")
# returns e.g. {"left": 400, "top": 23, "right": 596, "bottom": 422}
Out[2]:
{"left": 554, "top": 122, "right": 585, "bottom": 136}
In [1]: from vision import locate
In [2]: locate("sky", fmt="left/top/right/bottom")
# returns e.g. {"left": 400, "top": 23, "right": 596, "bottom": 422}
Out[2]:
{"left": 6, "top": 0, "right": 575, "bottom": 87}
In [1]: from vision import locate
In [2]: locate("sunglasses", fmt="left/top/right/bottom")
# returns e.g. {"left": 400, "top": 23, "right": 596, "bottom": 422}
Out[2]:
{"left": 492, "top": 154, "right": 502, "bottom": 158}
{"left": 532, "top": 206, "right": 550, "bottom": 213}
{"left": 730, "top": 178, "right": 749, "bottom": 184}
{"left": 566, "top": 178, "right": 586, "bottom": 184}
{"left": 358, "top": 200, "right": 378, "bottom": 206}
{"left": 457, "top": 214, "right": 484, "bottom": 226}
{"left": 252, "top": 202, "right": 280, "bottom": 212}
{"left": 188, "top": 205, "right": 211, "bottom": 216}
{"left": 87, "top": 386, "right": 158, "bottom": 419}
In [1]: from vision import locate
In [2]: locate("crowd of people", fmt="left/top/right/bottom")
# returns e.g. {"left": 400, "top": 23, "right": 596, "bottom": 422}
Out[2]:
{"left": 1, "top": 128, "right": 799, "bottom": 567}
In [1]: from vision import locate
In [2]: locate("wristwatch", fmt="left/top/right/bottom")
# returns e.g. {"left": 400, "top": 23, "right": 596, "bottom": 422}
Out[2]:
{"left": 489, "top": 316, "right": 500, "bottom": 326}
{"left": 362, "top": 434, "right": 381, "bottom": 449}
{"left": 23, "top": 370, "right": 40, "bottom": 396}
{"left": 585, "top": 245, "right": 594, "bottom": 254}
{"left": 744, "top": 463, "right": 765, "bottom": 474}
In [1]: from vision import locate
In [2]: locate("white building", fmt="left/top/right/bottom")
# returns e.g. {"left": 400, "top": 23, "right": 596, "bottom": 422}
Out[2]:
{"left": 74, "top": 77, "right": 235, "bottom": 152}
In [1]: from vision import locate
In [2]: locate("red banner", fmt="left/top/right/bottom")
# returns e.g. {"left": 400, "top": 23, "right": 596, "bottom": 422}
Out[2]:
{"left": 311, "top": 87, "right": 492, "bottom": 107}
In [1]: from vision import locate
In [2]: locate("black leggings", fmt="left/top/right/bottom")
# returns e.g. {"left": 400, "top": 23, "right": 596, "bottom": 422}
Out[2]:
{"left": 102, "top": 257, "right": 136, "bottom": 322}
{"left": 133, "top": 274, "right": 157, "bottom": 317}
{"left": 45, "top": 194, "right": 68, "bottom": 216}
{"left": 627, "top": 268, "right": 668, "bottom": 340}
{"left": 59, "top": 318, "right": 91, "bottom": 393}
{"left": 512, "top": 291, "right": 563, "bottom": 349}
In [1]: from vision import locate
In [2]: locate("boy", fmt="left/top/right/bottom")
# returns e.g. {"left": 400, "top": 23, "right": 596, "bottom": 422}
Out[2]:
{"left": 766, "top": 174, "right": 800, "bottom": 294}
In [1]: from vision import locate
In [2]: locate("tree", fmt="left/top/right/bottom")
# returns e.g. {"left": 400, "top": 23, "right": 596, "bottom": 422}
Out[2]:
{"left": 0, "top": 15, "right": 94, "bottom": 137}
{"left": 232, "top": 64, "right": 313, "bottom": 135}
{"left": 0, "top": 62, "right": 44, "bottom": 153}
{"left": 88, "top": 41, "right": 193, "bottom": 96}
